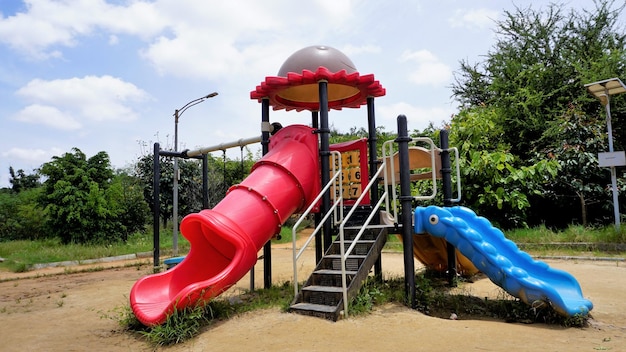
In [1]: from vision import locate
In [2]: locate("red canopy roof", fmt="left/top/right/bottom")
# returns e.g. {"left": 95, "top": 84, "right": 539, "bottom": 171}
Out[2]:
{"left": 250, "top": 66, "right": 385, "bottom": 112}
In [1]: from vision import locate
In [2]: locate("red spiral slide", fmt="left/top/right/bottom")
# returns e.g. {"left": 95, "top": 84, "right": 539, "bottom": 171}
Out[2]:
{"left": 130, "top": 125, "right": 320, "bottom": 326}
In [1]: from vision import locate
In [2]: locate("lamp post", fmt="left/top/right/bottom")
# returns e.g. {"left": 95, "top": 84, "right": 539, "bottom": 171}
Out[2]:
{"left": 585, "top": 78, "right": 626, "bottom": 231}
{"left": 173, "top": 92, "right": 218, "bottom": 255}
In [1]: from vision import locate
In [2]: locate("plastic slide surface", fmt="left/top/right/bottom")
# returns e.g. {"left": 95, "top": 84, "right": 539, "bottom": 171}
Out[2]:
{"left": 409, "top": 234, "right": 479, "bottom": 276}
{"left": 130, "top": 125, "right": 320, "bottom": 326}
{"left": 380, "top": 211, "right": 478, "bottom": 275}
{"left": 414, "top": 206, "right": 593, "bottom": 317}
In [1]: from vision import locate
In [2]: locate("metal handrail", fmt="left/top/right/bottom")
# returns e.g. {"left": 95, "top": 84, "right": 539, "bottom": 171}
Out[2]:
{"left": 338, "top": 160, "right": 389, "bottom": 317}
{"left": 381, "top": 137, "right": 439, "bottom": 224}
{"left": 292, "top": 151, "right": 343, "bottom": 299}
{"left": 291, "top": 139, "right": 461, "bottom": 314}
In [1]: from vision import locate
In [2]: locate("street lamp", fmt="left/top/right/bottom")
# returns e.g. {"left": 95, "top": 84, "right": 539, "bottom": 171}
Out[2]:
{"left": 585, "top": 78, "right": 626, "bottom": 231}
{"left": 173, "top": 92, "right": 218, "bottom": 255}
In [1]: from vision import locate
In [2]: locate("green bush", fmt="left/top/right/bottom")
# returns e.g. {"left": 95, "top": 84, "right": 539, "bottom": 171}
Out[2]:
{"left": 0, "top": 188, "right": 47, "bottom": 241}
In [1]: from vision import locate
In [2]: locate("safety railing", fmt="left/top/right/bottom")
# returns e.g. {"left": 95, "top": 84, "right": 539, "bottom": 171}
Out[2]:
{"left": 338, "top": 159, "right": 389, "bottom": 317}
{"left": 382, "top": 138, "right": 462, "bottom": 225}
{"left": 291, "top": 137, "right": 462, "bottom": 316}
{"left": 292, "top": 151, "right": 344, "bottom": 299}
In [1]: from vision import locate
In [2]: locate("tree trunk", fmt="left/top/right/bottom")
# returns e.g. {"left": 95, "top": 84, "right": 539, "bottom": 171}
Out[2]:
{"left": 576, "top": 191, "right": 587, "bottom": 227}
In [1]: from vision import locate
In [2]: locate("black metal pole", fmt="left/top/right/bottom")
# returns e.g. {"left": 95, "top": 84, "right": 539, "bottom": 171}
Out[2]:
{"left": 261, "top": 98, "right": 272, "bottom": 289}
{"left": 318, "top": 81, "right": 332, "bottom": 253}
{"left": 202, "top": 153, "right": 208, "bottom": 209}
{"left": 367, "top": 97, "right": 379, "bottom": 208}
{"left": 440, "top": 129, "right": 457, "bottom": 286}
{"left": 153, "top": 143, "right": 161, "bottom": 271}
{"left": 367, "top": 97, "right": 382, "bottom": 279}
{"left": 311, "top": 110, "right": 323, "bottom": 263}
{"left": 397, "top": 115, "right": 416, "bottom": 308}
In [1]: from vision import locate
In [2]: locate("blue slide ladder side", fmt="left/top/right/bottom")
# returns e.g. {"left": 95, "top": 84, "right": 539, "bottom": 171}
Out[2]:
{"left": 413, "top": 205, "right": 593, "bottom": 317}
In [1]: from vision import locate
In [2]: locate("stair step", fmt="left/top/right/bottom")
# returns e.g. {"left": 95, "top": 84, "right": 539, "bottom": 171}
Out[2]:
{"left": 314, "top": 269, "right": 358, "bottom": 276}
{"left": 302, "top": 285, "right": 344, "bottom": 293}
{"left": 290, "top": 225, "right": 388, "bottom": 321}
{"left": 343, "top": 225, "right": 390, "bottom": 230}
{"left": 321, "top": 254, "right": 367, "bottom": 271}
{"left": 324, "top": 254, "right": 367, "bottom": 260}
{"left": 330, "top": 240, "right": 376, "bottom": 256}
{"left": 290, "top": 303, "right": 340, "bottom": 314}
{"left": 337, "top": 240, "right": 376, "bottom": 245}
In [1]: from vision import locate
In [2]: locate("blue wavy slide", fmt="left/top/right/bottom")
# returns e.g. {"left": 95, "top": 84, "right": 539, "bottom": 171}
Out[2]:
{"left": 414, "top": 206, "right": 593, "bottom": 317}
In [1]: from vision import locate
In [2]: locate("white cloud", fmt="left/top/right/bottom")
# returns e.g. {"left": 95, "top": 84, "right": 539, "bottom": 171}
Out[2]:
{"left": 140, "top": 0, "right": 366, "bottom": 79}
{"left": 0, "top": 0, "right": 165, "bottom": 59}
{"left": 16, "top": 75, "right": 150, "bottom": 124}
{"left": 448, "top": 8, "right": 499, "bottom": 29}
{"left": 13, "top": 104, "right": 81, "bottom": 130}
{"left": 2, "top": 146, "right": 65, "bottom": 164}
{"left": 0, "top": 0, "right": 363, "bottom": 78}
{"left": 399, "top": 49, "right": 452, "bottom": 86}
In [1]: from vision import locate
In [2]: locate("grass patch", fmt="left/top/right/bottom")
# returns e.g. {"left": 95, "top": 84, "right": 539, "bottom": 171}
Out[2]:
{"left": 0, "top": 227, "right": 190, "bottom": 272}
{"left": 2, "top": 221, "right": 622, "bottom": 273}
{"left": 0, "top": 223, "right": 304, "bottom": 273}
{"left": 107, "top": 282, "right": 294, "bottom": 346}
{"left": 350, "top": 272, "right": 588, "bottom": 327}
{"left": 112, "top": 273, "right": 587, "bottom": 347}
{"left": 506, "top": 224, "right": 626, "bottom": 244}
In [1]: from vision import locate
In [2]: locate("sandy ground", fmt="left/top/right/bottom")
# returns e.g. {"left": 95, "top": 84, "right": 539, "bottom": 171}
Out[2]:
{"left": 1, "top": 242, "right": 625, "bottom": 352}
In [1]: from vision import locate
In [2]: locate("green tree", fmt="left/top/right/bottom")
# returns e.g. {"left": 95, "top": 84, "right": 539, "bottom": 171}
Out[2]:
{"left": 447, "top": 107, "right": 559, "bottom": 228}
{"left": 531, "top": 104, "right": 619, "bottom": 227}
{"left": 135, "top": 153, "right": 173, "bottom": 227}
{"left": 134, "top": 144, "right": 259, "bottom": 227}
{"left": 0, "top": 187, "right": 47, "bottom": 241}
{"left": 451, "top": 0, "right": 626, "bottom": 227}
{"left": 109, "top": 170, "right": 150, "bottom": 241}
{"left": 8, "top": 167, "right": 41, "bottom": 193}
{"left": 38, "top": 148, "right": 125, "bottom": 244}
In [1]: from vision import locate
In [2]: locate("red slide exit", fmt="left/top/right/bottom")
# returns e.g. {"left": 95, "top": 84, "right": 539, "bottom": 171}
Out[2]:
{"left": 130, "top": 125, "right": 320, "bottom": 326}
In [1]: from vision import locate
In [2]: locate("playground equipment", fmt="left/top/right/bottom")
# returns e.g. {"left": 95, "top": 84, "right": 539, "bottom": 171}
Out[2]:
{"left": 131, "top": 124, "right": 319, "bottom": 325}
{"left": 130, "top": 45, "right": 592, "bottom": 326}
{"left": 414, "top": 205, "right": 593, "bottom": 316}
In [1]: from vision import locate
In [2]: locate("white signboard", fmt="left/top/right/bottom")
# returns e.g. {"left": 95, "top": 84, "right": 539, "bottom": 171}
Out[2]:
{"left": 598, "top": 151, "right": 626, "bottom": 167}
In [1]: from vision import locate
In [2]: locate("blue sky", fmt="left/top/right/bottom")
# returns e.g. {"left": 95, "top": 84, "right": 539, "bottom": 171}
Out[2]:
{"left": 0, "top": 0, "right": 615, "bottom": 187}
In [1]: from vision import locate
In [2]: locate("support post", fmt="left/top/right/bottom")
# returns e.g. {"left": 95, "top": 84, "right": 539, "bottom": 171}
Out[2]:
{"left": 153, "top": 143, "right": 161, "bottom": 271}
{"left": 367, "top": 97, "right": 382, "bottom": 279}
{"left": 367, "top": 97, "right": 379, "bottom": 207}
{"left": 261, "top": 98, "right": 272, "bottom": 289}
{"left": 319, "top": 81, "right": 332, "bottom": 253}
{"left": 603, "top": 91, "right": 621, "bottom": 231}
{"left": 311, "top": 110, "right": 323, "bottom": 263}
{"left": 173, "top": 112, "right": 179, "bottom": 257}
{"left": 397, "top": 115, "right": 415, "bottom": 308}
{"left": 440, "top": 129, "right": 457, "bottom": 286}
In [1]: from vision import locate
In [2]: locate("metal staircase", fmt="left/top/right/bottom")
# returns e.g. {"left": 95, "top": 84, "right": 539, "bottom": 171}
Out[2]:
{"left": 289, "top": 223, "right": 388, "bottom": 321}
{"left": 288, "top": 150, "right": 391, "bottom": 321}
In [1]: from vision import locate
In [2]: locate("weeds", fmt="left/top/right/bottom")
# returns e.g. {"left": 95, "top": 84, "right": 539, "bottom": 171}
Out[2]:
{"left": 349, "top": 278, "right": 385, "bottom": 314}
{"left": 348, "top": 271, "right": 588, "bottom": 327}
{"left": 110, "top": 272, "right": 587, "bottom": 347}
{"left": 108, "top": 282, "right": 294, "bottom": 346}
{"left": 141, "top": 304, "right": 212, "bottom": 346}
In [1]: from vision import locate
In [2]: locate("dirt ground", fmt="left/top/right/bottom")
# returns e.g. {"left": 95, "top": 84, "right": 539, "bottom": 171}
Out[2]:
{"left": 1, "top": 242, "right": 625, "bottom": 352}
